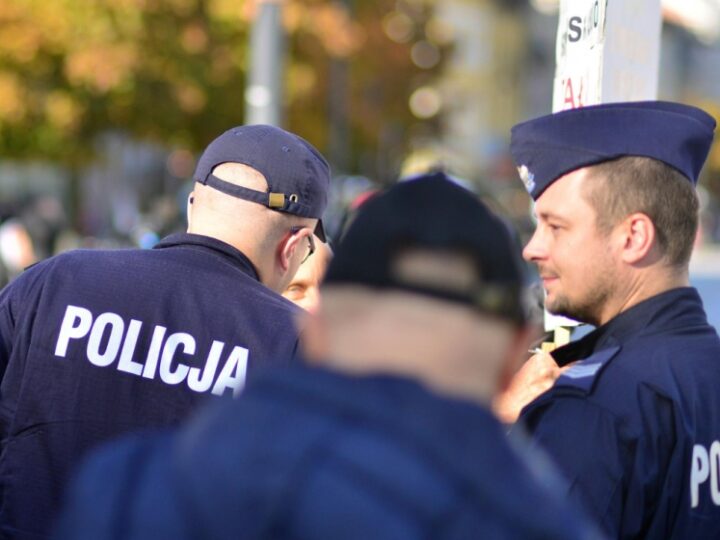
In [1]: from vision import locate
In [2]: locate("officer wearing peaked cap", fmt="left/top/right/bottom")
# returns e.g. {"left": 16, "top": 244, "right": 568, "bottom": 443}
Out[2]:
{"left": 506, "top": 101, "right": 720, "bottom": 539}
{"left": 0, "top": 124, "right": 331, "bottom": 539}
{"left": 56, "top": 173, "right": 604, "bottom": 540}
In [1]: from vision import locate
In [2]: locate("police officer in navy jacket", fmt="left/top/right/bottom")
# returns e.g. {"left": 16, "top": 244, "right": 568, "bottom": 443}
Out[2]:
{"left": 0, "top": 124, "right": 330, "bottom": 539}
{"left": 505, "top": 101, "right": 720, "bottom": 538}
{"left": 55, "top": 173, "right": 604, "bottom": 540}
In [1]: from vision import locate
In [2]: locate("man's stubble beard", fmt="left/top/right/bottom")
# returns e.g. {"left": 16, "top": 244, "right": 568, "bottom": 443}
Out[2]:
{"left": 545, "top": 269, "right": 616, "bottom": 327}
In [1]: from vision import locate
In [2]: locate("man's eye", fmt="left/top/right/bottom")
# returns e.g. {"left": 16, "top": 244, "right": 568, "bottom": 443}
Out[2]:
{"left": 285, "top": 285, "right": 306, "bottom": 299}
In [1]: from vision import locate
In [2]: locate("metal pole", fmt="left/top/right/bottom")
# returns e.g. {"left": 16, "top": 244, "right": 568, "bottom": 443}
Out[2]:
{"left": 245, "top": 0, "right": 286, "bottom": 126}
{"left": 328, "top": 0, "right": 352, "bottom": 173}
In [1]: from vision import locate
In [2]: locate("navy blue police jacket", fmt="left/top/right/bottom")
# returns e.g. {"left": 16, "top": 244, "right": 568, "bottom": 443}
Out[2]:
{"left": 55, "top": 364, "right": 604, "bottom": 540}
{"left": 0, "top": 233, "right": 300, "bottom": 539}
{"left": 518, "top": 287, "right": 720, "bottom": 539}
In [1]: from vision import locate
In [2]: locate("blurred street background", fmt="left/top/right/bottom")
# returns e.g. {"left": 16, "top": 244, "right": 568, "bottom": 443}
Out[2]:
{"left": 0, "top": 0, "right": 719, "bottom": 324}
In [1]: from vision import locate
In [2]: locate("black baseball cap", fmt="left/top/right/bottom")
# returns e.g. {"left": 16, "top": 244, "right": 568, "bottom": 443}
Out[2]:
{"left": 324, "top": 172, "right": 528, "bottom": 324}
{"left": 194, "top": 124, "right": 331, "bottom": 241}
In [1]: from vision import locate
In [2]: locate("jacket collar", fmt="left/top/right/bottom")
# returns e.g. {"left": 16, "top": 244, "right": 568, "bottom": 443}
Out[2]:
{"left": 258, "top": 365, "right": 511, "bottom": 476}
{"left": 552, "top": 287, "right": 709, "bottom": 366}
{"left": 154, "top": 233, "right": 261, "bottom": 282}
{"left": 253, "top": 365, "right": 573, "bottom": 529}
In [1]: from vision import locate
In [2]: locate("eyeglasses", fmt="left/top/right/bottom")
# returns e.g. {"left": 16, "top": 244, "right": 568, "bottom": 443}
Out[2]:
{"left": 290, "top": 226, "right": 315, "bottom": 264}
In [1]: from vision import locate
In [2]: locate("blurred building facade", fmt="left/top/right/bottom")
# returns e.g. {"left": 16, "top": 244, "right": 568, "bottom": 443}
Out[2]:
{"left": 401, "top": 0, "right": 720, "bottom": 244}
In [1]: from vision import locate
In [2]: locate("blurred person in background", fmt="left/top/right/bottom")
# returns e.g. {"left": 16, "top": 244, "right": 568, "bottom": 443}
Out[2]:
{"left": 0, "top": 217, "right": 35, "bottom": 283}
{"left": 0, "top": 124, "right": 330, "bottom": 539}
{"left": 0, "top": 200, "right": 41, "bottom": 287}
{"left": 21, "top": 194, "right": 67, "bottom": 261}
{"left": 282, "top": 236, "right": 332, "bottom": 313}
{"left": 56, "top": 173, "right": 603, "bottom": 540}
{"left": 503, "top": 101, "right": 720, "bottom": 539}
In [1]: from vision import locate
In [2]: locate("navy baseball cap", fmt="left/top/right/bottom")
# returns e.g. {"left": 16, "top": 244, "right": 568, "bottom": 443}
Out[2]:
{"left": 194, "top": 124, "right": 331, "bottom": 241}
{"left": 324, "top": 172, "right": 529, "bottom": 324}
{"left": 510, "top": 101, "right": 716, "bottom": 200}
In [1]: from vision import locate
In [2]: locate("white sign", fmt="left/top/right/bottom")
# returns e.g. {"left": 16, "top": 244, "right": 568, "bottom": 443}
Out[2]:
{"left": 553, "top": 0, "right": 661, "bottom": 113}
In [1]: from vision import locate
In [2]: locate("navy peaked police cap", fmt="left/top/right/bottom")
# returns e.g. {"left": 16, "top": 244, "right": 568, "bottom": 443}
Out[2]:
{"left": 324, "top": 173, "right": 528, "bottom": 324}
{"left": 510, "top": 101, "right": 716, "bottom": 200}
{"left": 194, "top": 124, "right": 330, "bottom": 240}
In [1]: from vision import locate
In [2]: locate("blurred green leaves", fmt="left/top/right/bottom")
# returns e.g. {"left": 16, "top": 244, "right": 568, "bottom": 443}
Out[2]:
{"left": 0, "top": 0, "right": 433, "bottom": 178}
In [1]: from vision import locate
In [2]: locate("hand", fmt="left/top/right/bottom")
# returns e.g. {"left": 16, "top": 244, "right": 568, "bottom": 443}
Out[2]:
{"left": 493, "top": 352, "right": 572, "bottom": 424}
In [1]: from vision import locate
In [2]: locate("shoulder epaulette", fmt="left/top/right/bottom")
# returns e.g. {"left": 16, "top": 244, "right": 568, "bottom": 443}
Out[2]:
{"left": 554, "top": 345, "right": 621, "bottom": 393}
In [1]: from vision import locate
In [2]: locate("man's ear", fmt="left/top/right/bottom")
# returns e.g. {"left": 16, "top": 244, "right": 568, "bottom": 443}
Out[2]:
{"left": 279, "top": 230, "right": 304, "bottom": 271}
{"left": 617, "top": 212, "right": 656, "bottom": 265}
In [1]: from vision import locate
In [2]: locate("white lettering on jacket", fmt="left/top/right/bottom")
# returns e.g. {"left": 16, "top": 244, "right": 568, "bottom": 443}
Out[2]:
{"left": 690, "top": 441, "right": 720, "bottom": 508}
{"left": 54, "top": 304, "right": 248, "bottom": 397}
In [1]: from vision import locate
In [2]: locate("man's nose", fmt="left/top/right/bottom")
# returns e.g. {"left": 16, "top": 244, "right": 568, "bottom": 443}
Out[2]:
{"left": 522, "top": 228, "right": 546, "bottom": 263}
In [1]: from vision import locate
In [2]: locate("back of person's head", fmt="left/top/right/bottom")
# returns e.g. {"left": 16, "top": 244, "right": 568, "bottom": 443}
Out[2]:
{"left": 188, "top": 125, "right": 331, "bottom": 292}
{"left": 300, "top": 172, "right": 533, "bottom": 405}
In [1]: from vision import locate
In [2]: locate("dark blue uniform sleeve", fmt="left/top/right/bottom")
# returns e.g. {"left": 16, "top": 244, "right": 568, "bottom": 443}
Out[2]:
{"left": 54, "top": 434, "right": 191, "bottom": 540}
{"left": 522, "top": 397, "right": 626, "bottom": 535}
{"left": 521, "top": 385, "right": 677, "bottom": 538}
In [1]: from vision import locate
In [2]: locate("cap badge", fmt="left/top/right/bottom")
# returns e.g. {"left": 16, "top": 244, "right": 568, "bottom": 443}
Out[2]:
{"left": 518, "top": 165, "right": 535, "bottom": 193}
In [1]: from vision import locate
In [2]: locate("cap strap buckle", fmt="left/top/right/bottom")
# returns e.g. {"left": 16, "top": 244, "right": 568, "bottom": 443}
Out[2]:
{"left": 269, "top": 192, "right": 286, "bottom": 208}
{"left": 206, "top": 174, "right": 289, "bottom": 210}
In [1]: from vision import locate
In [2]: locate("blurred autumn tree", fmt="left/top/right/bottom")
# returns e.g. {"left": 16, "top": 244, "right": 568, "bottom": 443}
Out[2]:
{"left": 0, "top": 0, "right": 438, "bottom": 180}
